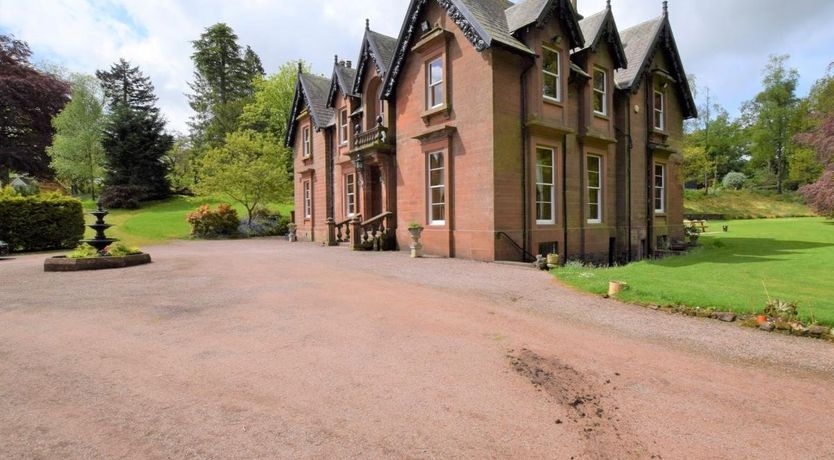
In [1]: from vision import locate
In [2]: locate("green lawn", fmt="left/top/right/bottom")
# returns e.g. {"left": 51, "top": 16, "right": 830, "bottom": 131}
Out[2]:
{"left": 554, "top": 218, "right": 834, "bottom": 325}
{"left": 82, "top": 196, "right": 293, "bottom": 247}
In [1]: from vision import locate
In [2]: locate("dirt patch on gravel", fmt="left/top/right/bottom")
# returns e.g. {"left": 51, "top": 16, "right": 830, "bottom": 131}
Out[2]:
{"left": 508, "top": 348, "right": 654, "bottom": 459}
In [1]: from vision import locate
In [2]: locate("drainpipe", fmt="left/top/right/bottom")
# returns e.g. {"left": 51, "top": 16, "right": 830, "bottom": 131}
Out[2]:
{"left": 626, "top": 97, "right": 633, "bottom": 262}
{"left": 645, "top": 82, "right": 654, "bottom": 257}
{"left": 520, "top": 56, "right": 535, "bottom": 261}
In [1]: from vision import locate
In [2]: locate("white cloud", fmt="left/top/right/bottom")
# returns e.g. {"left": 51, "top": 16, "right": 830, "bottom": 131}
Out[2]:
{"left": 1, "top": 0, "right": 832, "bottom": 133}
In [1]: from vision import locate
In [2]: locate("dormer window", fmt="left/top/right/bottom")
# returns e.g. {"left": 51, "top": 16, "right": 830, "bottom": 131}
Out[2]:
{"left": 542, "top": 46, "right": 561, "bottom": 102}
{"left": 426, "top": 57, "right": 444, "bottom": 109}
{"left": 302, "top": 126, "right": 312, "bottom": 158}
{"left": 654, "top": 90, "right": 665, "bottom": 131}
{"left": 593, "top": 68, "right": 607, "bottom": 116}
{"left": 339, "top": 109, "right": 349, "bottom": 145}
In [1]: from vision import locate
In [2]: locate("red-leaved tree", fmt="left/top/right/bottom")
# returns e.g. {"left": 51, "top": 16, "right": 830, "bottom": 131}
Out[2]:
{"left": 0, "top": 34, "right": 70, "bottom": 184}
{"left": 797, "top": 115, "right": 834, "bottom": 217}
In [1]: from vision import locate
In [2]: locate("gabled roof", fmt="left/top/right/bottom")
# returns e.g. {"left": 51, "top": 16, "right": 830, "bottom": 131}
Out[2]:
{"left": 575, "top": 6, "right": 627, "bottom": 70}
{"left": 383, "top": 0, "right": 537, "bottom": 99}
{"left": 614, "top": 9, "right": 697, "bottom": 119}
{"left": 352, "top": 27, "right": 398, "bottom": 95}
{"left": 505, "top": 0, "right": 584, "bottom": 48}
{"left": 285, "top": 72, "right": 334, "bottom": 147}
{"left": 326, "top": 61, "right": 358, "bottom": 107}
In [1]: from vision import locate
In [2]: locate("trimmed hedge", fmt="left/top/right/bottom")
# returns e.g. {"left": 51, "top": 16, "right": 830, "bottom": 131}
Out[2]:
{"left": 0, "top": 194, "right": 85, "bottom": 252}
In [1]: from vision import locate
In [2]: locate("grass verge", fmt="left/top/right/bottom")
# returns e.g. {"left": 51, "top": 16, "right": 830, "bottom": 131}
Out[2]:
{"left": 553, "top": 218, "right": 834, "bottom": 326}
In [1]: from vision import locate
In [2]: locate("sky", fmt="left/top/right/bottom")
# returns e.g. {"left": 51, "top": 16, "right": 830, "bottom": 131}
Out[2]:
{"left": 2, "top": 0, "right": 833, "bottom": 133}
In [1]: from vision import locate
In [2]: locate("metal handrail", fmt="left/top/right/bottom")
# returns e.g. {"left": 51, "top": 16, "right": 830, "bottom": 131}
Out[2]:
{"left": 496, "top": 232, "right": 536, "bottom": 262}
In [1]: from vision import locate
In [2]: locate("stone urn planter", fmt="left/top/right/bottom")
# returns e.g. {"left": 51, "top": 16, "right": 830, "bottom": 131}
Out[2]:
{"left": 287, "top": 223, "right": 298, "bottom": 242}
{"left": 546, "top": 253, "right": 560, "bottom": 269}
{"left": 408, "top": 225, "right": 424, "bottom": 258}
{"left": 608, "top": 281, "right": 628, "bottom": 297}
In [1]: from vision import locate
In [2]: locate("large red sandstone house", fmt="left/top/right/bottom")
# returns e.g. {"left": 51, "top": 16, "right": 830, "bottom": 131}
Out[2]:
{"left": 286, "top": 0, "right": 696, "bottom": 264}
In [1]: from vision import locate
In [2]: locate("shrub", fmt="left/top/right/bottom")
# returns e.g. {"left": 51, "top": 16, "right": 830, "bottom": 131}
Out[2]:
{"left": 100, "top": 185, "right": 149, "bottom": 209}
{"left": 68, "top": 243, "right": 100, "bottom": 259}
{"left": 187, "top": 203, "right": 240, "bottom": 239}
{"left": 238, "top": 208, "right": 290, "bottom": 237}
{"left": 0, "top": 193, "right": 85, "bottom": 252}
{"left": 799, "top": 170, "right": 834, "bottom": 218}
{"left": 722, "top": 172, "right": 747, "bottom": 190}
{"left": 105, "top": 242, "right": 143, "bottom": 257}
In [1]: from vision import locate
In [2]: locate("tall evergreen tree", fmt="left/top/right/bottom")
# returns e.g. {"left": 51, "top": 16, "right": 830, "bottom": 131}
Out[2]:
{"left": 187, "top": 23, "right": 264, "bottom": 149}
{"left": 95, "top": 59, "right": 157, "bottom": 112}
{"left": 97, "top": 59, "right": 172, "bottom": 202}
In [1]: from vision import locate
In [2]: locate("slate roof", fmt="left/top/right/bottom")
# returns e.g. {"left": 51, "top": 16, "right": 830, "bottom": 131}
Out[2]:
{"left": 367, "top": 30, "right": 397, "bottom": 74}
{"left": 614, "top": 16, "right": 664, "bottom": 89}
{"left": 575, "top": 7, "right": 627, "bottom": 69}
{"left": 456, "top": 0, "right": 533, "bottom": 54}
{"left": 334, "top": 65, "right": 357, "bottom": 97}
{"left": 285, "top": 72, "right": 334, "bottom": 147}
{"left": 352, "top": 28, "right": 398, "bottom": 95}
{"left": 505, "top": 0, "right": 584, "bottom": 48}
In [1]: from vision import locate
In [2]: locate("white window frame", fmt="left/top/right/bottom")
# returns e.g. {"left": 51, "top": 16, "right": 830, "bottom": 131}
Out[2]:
{"left": 428, "top": 151, "right": 446, "bottom": 226}
{"left": 593, "top": 68, "right": 607, "bottom": 116}
{"left": 655, "top": 163, "right": 666, "bottom": 214}
{"left": 345, "top": 173, "right": 356, "bottom": 217}
{"left": 426, "top": 57, "right": 444, "bottom": 110}
{"left": 542, "top": 45, "right": 561, "bottom": 103}
{"left": 303, "top": 180, "right": 312, "bottom": 219}
{"left": 378, "top": 86, "right": 386, "bottom": 126}
{"left": 654, "top": 90, "right": 665, "bottom": 131}
{"left": 339, "top": 109, "right": 349, "bottom": 145}
{"left": 302, "top": 126, "right": 311, "bottom": 158}
{"left": 586, "top": 155, "right": 603, "bottom": 224}
{"left": 535, "top": 147, "right": 556, "bottom": 225}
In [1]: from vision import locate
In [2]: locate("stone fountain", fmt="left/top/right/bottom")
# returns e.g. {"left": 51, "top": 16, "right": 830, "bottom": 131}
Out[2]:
{"left": 80, "top": 201, "right": 117, "bottom": 254}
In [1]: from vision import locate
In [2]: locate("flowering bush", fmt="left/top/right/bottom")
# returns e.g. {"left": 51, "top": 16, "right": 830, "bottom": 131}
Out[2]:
{"left": 187, "top": 203, "right": 240, "bottom": 238}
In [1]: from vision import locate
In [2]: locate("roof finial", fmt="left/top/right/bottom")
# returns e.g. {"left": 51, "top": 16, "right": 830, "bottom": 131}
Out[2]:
{"left": 663, "top": 1, "right": 668, "bottom": 15}
{"left": 334, "top": 54, "right": 338, "bottom": 65}
{"left": 297, "top": 61, "right": 302, "bottom": 74}
{"left": 366, "top": 18, "right": 370, "bottom": 30}
{"left": 606, "top": 0, "right": 611, "bottom": 10}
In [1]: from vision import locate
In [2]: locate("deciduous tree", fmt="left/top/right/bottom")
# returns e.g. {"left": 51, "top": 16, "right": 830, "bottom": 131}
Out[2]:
{"left": 197, "top": 130, "right": 290, "bottom": 224}
{"left": 47, "top": 74, "right": 107, "bottom": 198}
{"left": 743, "top": 55, "right": 800, "bottom": 194}
{"left": 0, "top": 34, "right": 70, "bottom": 183}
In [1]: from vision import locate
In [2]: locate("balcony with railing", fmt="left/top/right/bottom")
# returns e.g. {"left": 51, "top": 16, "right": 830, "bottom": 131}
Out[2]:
{"left": 351, "top": 115, "right": 392, "bottom": 153}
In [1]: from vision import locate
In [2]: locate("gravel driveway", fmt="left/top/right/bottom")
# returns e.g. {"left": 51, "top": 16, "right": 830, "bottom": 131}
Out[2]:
{"left": 1, "top": 239, "right": 833, "bottom": 459}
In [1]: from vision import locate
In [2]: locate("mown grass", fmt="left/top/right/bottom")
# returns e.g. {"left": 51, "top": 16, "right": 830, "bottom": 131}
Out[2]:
{"left": 82, "top": 196, "right": 293, "bottom": 247}
{"left": 684, "top": 189, "right": 814, "bottom": 219}
{"left": 553, "top": 218, "right": 834, "bottom": 326}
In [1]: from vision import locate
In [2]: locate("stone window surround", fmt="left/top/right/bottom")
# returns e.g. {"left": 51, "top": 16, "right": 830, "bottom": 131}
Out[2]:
{"left": 593, "top": 67, "right": 608, "bottom": 116}
{"left": 303, "top": 179, "right": 313, "bottom": 220}
{"left": 586, "top": 153, "right": 604, "bottom": 225}
{"left": 654, "top": 162, "right": 666, "bottom": 215}
{"left": 542, "top": 44, "right": 562, "bottom": 104}
{"left": 535, "top": 145, "right": 557, "bottom": 225}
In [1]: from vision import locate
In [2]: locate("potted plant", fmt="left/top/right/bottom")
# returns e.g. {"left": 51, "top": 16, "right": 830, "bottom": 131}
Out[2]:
{"left": 546, "top": 253, "right": 559, "bottom": 268}
{"left": 408, "top": 222, "right": 424, "bottom": 258}
{"left": 287, "top": 222, "right": 298, "bottom": 242}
